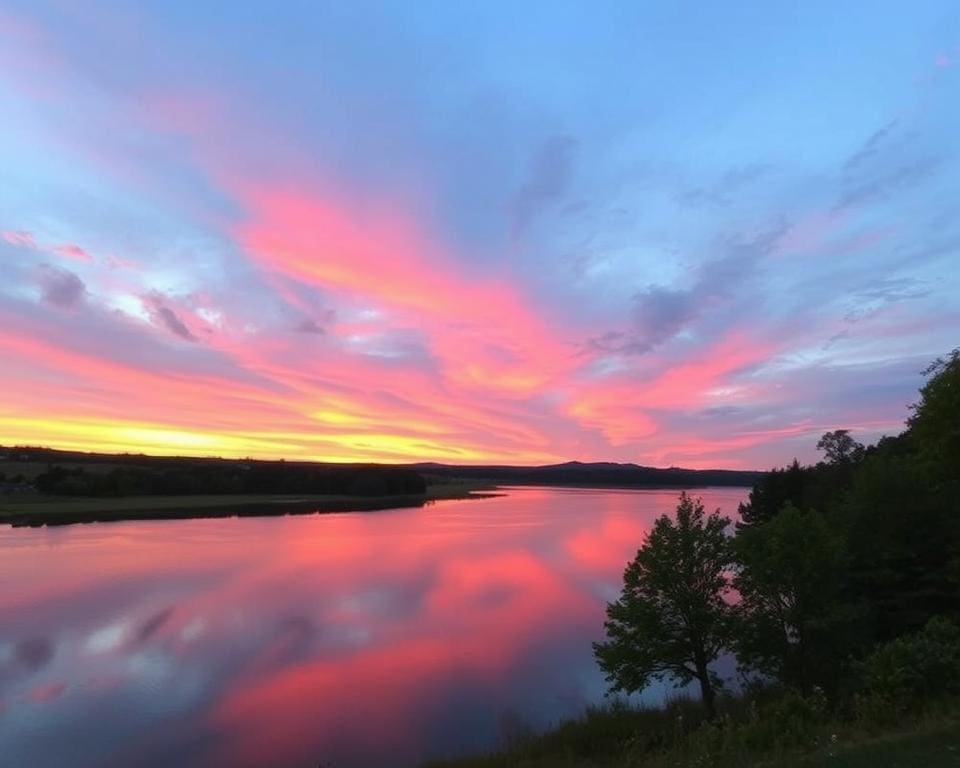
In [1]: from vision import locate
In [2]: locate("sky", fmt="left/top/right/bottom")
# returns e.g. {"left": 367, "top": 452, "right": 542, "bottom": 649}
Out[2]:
{"left": 0, "top": 2, "right": 958, "bottom": 469}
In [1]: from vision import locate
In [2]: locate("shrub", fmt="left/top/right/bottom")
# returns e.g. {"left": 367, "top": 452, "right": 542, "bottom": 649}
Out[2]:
{"left": 855, "top": 616, "right": 960, "bottom": 722}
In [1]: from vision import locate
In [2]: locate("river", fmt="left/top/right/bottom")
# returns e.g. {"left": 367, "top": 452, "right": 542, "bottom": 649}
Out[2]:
{"left": 0, "top": 485, "right": 746, "bottom": 767}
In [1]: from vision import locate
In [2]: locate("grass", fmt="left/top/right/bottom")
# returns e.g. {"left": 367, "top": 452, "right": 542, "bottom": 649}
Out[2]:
{"left": 0, "top": 483, "right": 500, "bottom": 526}
{"left": 424, "top": 698, "right": 713, "bottom": 768}
{"left": 424, "top": 697, "right": 960, "bottom": 768}
{"left": 788, "top": 722, "right": 960, "bottom": 767}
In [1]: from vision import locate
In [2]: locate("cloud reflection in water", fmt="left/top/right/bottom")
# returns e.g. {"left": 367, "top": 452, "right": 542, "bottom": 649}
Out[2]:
{"left": 0, "top": 486, "right": 746, "bottom": 767}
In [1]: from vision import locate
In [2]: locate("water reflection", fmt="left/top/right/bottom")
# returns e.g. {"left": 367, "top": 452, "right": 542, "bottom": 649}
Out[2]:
{"left": 0, "top": 486, "right": 745, "bottom": 767}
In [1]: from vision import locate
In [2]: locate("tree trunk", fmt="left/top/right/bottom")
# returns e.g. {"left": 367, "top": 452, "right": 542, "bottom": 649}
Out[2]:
{"left": 696, "top": 659, "right": 716, "bottom": 720}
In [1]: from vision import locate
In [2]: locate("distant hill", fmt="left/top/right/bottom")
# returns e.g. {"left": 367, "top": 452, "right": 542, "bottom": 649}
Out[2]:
{"left": 410, "top": 460, "right": 762, "bottom": 488}
{"left": 1, "top": 446, "right": 762, "bottom": 489}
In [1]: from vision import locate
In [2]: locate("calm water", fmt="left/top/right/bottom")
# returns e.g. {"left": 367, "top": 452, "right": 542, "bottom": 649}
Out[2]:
{"left": 0, "top": 486, "right": 746, "bottom": 768}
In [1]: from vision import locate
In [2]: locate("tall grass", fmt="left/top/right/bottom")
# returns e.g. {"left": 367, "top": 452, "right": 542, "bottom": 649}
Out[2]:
{"left": 424, "top": 689, "right": 960, "bottom": 768}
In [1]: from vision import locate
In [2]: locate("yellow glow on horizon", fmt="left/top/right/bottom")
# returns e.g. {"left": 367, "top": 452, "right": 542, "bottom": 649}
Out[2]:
{"left": 0, "top": 417, "right": 260, "bottom": 455}
{"left": 0, "top": 416, "right": 561, "bottom": 465}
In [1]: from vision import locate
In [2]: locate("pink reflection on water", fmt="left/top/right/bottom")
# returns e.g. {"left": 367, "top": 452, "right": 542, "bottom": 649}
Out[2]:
{"left": 0, "top": 486, "right": 746, "bottom": 767}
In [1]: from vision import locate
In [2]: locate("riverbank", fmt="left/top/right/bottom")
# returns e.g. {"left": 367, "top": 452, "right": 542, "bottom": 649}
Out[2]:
{"left": 0, "top": 482, "right": 499, "bottom": 527}
{"left": 425, "top": 697, "right": 960, "bottom": 768}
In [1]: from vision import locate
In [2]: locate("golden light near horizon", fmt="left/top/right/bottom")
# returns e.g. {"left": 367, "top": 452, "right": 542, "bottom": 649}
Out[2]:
{"left": 0, "top": 2, "right": 956, "bottom": 470}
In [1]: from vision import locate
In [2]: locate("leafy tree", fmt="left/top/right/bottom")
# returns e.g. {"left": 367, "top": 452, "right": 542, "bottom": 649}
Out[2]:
{"left": 737, "top": 459, "right": 810, "bottom": 530}
{"left": 594, "top": 493, "right": 733, "bottom": 718}
{"left": 736, "top": 457, "right": 849, "bottom": 532}
{"left": 816, "top": 429, "right": 865, "bottom": 465}
{"left": 838, "top": 354, "right": 960, "bottom": 639}
{"left": 908, "top": 348, "right": 960, "bottom": 488}
{"left": 842, "top": 451, "right": 958, "bottom": 639}
{"left": 733, "top": 503, "right": 859, "bottom": 693}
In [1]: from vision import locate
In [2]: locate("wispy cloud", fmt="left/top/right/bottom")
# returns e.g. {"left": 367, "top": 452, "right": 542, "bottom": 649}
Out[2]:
{"left": 589, "top": 224, "right": 785, "bottom": 355}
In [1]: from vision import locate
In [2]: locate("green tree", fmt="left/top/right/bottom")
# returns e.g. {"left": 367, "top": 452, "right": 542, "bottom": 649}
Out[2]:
{"left": 594, "top": 492, "right": 733, "bottom": 718}
{"left": 733, "top": 503, "right": 857, "bottom": 693}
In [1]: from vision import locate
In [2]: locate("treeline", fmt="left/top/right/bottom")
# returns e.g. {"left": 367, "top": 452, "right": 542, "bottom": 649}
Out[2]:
{"left": 416, "top": 461, "right": 762, "bottom": 488}
{"left": 4, "top": 446, "right": 760, "bottom": 491}
{"left": 34, "top": 462, "right": 427, "bottom": 497}
{"left": 596, "top": 349, "right": 960, "bottom": 717}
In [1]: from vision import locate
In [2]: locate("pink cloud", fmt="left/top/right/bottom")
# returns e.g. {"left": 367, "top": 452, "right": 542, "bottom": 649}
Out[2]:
{"left": 234, "top": 184, "right": 578, "bottom": 398}
{"left": 563, "top": 333, "right": 775, "bottom": 445}
{"left": 0, "top": 294, "right": 567, "bottom": 464}
{"left": 25, "top": 682, "right": 68, "bottom": 704}
{"left": 53, "top": 243, "right": 93, "bottom": 262}
{"left": 2, "top": 229, "right": 36, "bottom": 248}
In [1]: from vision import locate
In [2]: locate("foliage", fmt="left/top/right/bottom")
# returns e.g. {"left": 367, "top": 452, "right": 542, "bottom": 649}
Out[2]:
{"left": 33, "top": 462, "right": 427, "bottom": 497}
{"left": 907, "top": 348, "right": 960, "bottom": 487}
{"left": 841, "top": 451, "right": 959, "bottom": 640}
{"left": 736, "top": 458, "right": 846, "bottom": 532}
{"left": 855, "top": 616, "right": 960, "bottom": 722}
{"left": 733, "top": 503, "right": 859, "bottom": 693}
{"left": 594, "top": 492, "right": 733, "bottom": 717}
{"left": 735, "top": 348, "right": 960, "bottom": 670}
{"left": 653, "top": 689, "right": 830, "bottom": 767}
{"left": 737, "top": 459, "right": 812, "bottom": 529}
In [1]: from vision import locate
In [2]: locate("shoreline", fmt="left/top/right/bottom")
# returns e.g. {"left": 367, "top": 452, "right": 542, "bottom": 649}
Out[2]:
{"left": 0, "top": 483, "right": 501, "bottom": 528}
{"left": 0, "top": 482, "right": 752, "bottom": 528}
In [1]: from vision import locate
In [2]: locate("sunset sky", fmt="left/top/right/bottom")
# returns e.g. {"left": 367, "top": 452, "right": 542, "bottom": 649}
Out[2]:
{"left": 1, "top": 2, "right": 958, "bottom": 468}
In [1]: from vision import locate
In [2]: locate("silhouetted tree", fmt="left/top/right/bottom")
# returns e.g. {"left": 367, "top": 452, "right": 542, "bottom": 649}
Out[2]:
{"left": 816, "top": 429, "right": 865, "bottom": 465}
{"left": 737, "top": 459, "right": 810, "bottom": 530}
{"left": 908, "top": 348, "right": 960, "bottom": 487}
{"left": 842, "top": 445, "right": 959, "bottom": 639}
{"left": 594, "top": 493, "right": 733, "bottom": 718}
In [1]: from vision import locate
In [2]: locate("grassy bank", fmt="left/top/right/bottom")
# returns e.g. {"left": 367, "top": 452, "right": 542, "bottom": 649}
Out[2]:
{"left": 425, "top": 696, "right": 960, "bottom": 768}
{"left": 0, "top": 482, "right": 499, "bottom": 527}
